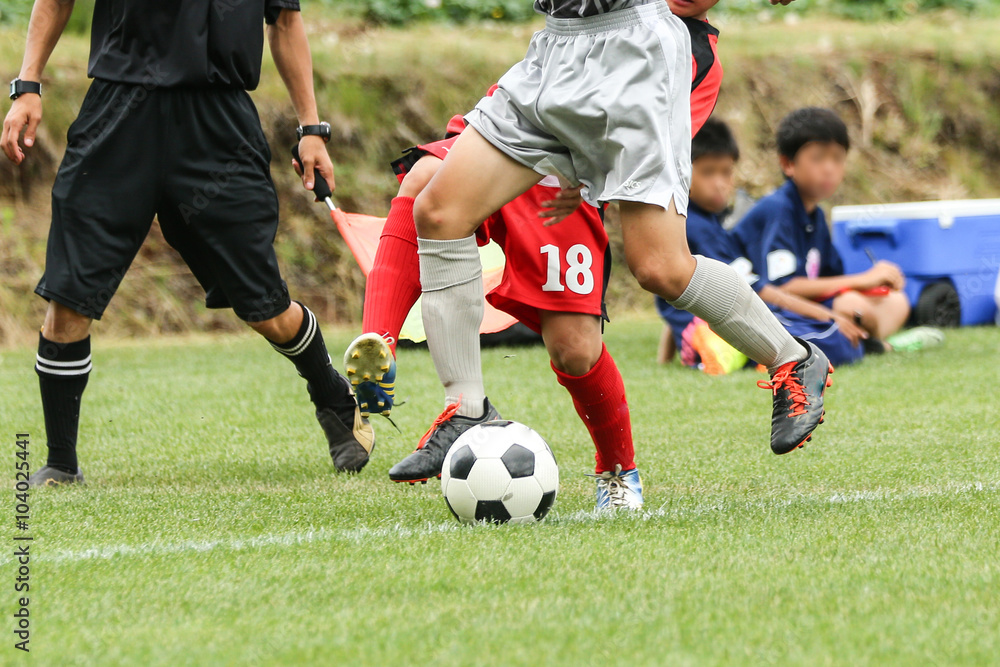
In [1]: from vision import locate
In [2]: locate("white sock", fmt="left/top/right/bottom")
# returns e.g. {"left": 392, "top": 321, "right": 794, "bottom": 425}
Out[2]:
{"left": 669, "top": 255, "right": 807, "bottom": 373}
{"left": 417, "top": 235, "right": 487, "bottom": 418}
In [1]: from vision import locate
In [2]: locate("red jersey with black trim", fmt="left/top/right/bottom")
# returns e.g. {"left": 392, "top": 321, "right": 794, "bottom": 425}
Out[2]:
{"left": 682, "top": 16, "right": 722, "bottom": 136}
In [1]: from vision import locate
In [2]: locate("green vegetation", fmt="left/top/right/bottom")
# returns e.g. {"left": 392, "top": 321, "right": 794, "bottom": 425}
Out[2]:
{"left": 0, "top": 320, "right": 997, "bottom": 664}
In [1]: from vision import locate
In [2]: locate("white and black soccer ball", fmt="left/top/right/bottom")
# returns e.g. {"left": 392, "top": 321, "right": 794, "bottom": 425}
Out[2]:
{"left": 441, "top": 420, "right": 558, "bottom": 525}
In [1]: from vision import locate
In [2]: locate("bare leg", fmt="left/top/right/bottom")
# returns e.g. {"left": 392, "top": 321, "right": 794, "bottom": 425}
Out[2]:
{"left": 539, "top": 311, "right": 604, "bottom": 376}
{"left": 657, "top": 324, "right": 676, "bottom": 365}
{"left": 832, "top": 290, "right": 910, "bottom": 340}
{"left": 42, "top": 301, "right": 92, "bottom": 343}
{"left": 414, "top": 127, "right": 544, "bottom": 240}
{"left": 248, "top": 301, "right": 303, "bottom": 344}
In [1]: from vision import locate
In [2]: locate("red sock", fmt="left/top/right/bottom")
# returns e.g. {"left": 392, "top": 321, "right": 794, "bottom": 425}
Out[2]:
{"left": 362, "top": 196, "right": 421, "bottom": 355}
{"left": 551, "top": 344, "right": 635, "bottom": 473}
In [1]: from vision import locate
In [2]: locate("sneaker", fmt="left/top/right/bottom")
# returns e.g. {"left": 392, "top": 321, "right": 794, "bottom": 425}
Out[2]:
{"left": 316, "top": 403, "right": 375, "bottom": 473}
{"left": 590, "top": 464, "right": 644, "bottom": 510}
{"left": 28, "top": 465, "right": 84, "bottom": 487}
{"left": 388, "top": 398, "right": 500, "bottom": 484}
{"left": 344, "top": 333, "right": 396, "bottom": 417}
{"left": 886, "top": 326, "right": 945, "bottom": 352}
{"left": 757, "top": 338, "right": 833, "bottom": 455}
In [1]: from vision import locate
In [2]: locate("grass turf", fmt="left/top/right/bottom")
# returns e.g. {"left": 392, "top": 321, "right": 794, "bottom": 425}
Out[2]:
{"left": 1, "top": 319, "right": 997, "bottom": 665}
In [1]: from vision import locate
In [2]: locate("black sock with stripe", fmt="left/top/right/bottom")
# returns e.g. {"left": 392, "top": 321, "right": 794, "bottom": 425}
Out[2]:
{"left": 269, "top": 303, "right": 354, "bottom": 418}
{"left": 36, "top": 334, "right": 91, "bottom": 474}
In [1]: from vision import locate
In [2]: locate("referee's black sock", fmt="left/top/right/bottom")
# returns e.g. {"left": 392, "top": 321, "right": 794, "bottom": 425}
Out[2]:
{"left": 269, "top": 303, "right": 355, "bottom": 419}
{"left": 36, "top": 334, "right": 91, "bottom": 474}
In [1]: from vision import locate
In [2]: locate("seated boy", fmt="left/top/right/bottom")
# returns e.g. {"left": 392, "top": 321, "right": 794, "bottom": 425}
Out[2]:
{"left": 657, "top": 118, "right": 867, "bottom": 373}
{"left": 733, "top": 107, "right": 917, "bottom": 343}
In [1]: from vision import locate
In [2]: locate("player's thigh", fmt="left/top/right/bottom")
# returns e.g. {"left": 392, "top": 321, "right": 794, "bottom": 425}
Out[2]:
{"left": 618, "top": 199, "right": 695, "bottom": 299}
{"left": 38, "top": 81, "right": 159, "bottom": 320}
{"left": 415, "top": 127, "right": 543, "bottom": 240}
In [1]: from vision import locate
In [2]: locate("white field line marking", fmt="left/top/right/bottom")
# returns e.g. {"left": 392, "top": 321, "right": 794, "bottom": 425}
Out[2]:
{"left": 9, "top": 481, "right": 996, "bottom": 565}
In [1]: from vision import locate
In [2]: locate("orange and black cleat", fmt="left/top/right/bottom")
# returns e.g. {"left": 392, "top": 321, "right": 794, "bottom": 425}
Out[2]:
{"left": 757, "top": 339, "right": 833, "bottom": 455}
{"left": 388, "top": 398, "right": 500, "bottom": 484}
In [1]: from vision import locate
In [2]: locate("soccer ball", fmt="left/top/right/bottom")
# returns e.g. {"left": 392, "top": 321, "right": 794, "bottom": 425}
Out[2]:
{"left": 441, "top": 420, "right": 558, "bottom": 525}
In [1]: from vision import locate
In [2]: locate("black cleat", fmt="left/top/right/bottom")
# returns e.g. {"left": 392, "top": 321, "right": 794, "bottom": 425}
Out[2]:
{"left": 28, "top": 465, "right": 84, "bottom": 487}
{"left": 317, "top": 405, "right": 375, "bottom": 473}
{"left": 757, "top": 338, "right": 833, "bottom": 455}
{"left": 388, "top": 398, "right": 500, "bottom": 484}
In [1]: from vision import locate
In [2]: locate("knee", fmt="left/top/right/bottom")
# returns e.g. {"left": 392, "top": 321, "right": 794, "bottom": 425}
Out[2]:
{"left": 630, "top": 255, "right": 695, "bottom": 302}
{"left": 886, "top": 290, "right": 912, "bottom": 318}
{"left": 832, "top": 290, "right": 867, "bottom": 317}
{"left": 548, "top": 333, "right": 603, "bottom": 377}
{"left": 43, "top": 302, "right": 92, "bottom": 343}
{"left": 398, "top": 156, "right": 441, "bottom": 199}
{"left": 413, "top": 189, "right": 449, "bottom": 238}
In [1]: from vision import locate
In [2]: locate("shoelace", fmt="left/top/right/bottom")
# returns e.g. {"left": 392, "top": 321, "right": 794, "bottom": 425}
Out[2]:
{"left": 588, "top": 464, "right": 631, "bottom": 508}
{"left": 757, "top": 362, "right": 809, "bottom": 417}
{"left": 416, "top": 400, "right": 462, "bottom": 450}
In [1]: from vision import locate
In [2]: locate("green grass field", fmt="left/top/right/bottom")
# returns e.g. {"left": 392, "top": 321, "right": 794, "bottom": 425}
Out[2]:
{"left": 1, "top": 319, "right": 998, "bottom": 665}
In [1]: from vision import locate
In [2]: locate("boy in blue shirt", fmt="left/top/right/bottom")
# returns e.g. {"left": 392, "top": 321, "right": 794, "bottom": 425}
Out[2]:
{"left": 733, "top": 107, "right": 913, "bottom": 343}
{"left": 658, "top": 118, "right": 870, "bottom": 372}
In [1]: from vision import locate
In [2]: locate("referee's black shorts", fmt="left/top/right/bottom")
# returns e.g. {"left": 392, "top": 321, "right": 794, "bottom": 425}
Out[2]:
{"left": 36, "top": 79, "right": 292, "bottom": 322}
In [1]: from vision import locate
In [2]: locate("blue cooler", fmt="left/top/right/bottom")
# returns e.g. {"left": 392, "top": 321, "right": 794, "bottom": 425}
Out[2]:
{"left": 831, "top": 199, "right": 1000, "bottom": 327}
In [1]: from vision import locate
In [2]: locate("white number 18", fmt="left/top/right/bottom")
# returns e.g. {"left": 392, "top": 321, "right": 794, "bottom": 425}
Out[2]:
{"left": 540, "top": 244, "right": 595, "bottom": 295}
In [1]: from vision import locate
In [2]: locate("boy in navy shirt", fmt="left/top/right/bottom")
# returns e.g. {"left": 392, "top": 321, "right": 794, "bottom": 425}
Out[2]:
{"left": 658, "top": 119, "right": 867, "bottom": 372}
{"left": 733, "top": 107, "right": 912, "bottom": 342}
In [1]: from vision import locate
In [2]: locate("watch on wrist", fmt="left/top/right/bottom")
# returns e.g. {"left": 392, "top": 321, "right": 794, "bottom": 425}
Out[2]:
{"left": 9, "top": 78, "right": 42, "bottom": 101}
{"left": 296, "top": 122, "right": 331, "bottom": 143}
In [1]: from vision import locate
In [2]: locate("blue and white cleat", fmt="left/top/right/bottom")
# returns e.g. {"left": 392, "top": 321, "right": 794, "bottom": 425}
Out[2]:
{"left": 344, "top": 333, "right": 396, "bottom": 417}
{"left": 592, "top": 464, "right": 644, "bottom": 511}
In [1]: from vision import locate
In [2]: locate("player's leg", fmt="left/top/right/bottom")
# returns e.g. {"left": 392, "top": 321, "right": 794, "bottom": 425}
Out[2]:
{"left": 29, "top": 80, "right": 162, "bottom": 487}
{"left": 618, "top": 200, "right": 832, "bottom": 454}
{"left": 540, "top": 311, "right": 643, "bottom": 510}
{"left": 413, "top": 126, "right": 542, "bottom": 420}
{"left": 30, "top": 303, "right": 94, "bottom": 487}
{"left": 345, "top": 155, "right": 444, "bottom": 417}
{"left": 159, "top": 88, "right": 372, "bottom": 473}
{"left": 657, "top": 323, "right": 676, "bottom": 365}
{"left": 362, "top": 154, "right": 442, "bottom": 350}
{"left": 832, "top": 289, "right": 911, "bottom": 340}
{"left": 390, "top": 140, "right": 540, "bottom": 484}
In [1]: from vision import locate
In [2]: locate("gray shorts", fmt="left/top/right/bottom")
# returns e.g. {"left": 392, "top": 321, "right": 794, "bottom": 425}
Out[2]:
{"left": 465, "top": 1, "right": 692, "bottom": 214}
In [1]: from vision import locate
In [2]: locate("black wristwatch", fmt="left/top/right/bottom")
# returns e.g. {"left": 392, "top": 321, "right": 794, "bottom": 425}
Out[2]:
{"left": 9, "top": 78, "right": 42, "bottom": 101}
{"left": 296, "top": 122, "right": 331, "bottom": 143}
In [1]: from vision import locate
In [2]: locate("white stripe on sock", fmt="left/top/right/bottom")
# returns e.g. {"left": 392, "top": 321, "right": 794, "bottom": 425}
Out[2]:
{"left": 36, "top": 354, "right": 91, "bottom": 368}
{"left": 36, "top": 362, "right": 92, "bottom": 376}
{"left": 271, "top": 309, "right": 316, "bottom": 357}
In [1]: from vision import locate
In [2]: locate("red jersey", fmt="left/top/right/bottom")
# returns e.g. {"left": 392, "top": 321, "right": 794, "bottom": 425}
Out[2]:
{"left": 683, "top": 16, "right": 723, "bottom": 136}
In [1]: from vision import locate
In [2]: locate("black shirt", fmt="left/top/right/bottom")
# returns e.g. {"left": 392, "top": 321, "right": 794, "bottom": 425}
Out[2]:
{"left": 533, "top": 0, "right": 650, "bottom": 19}
{"left": 88, "top": 0, "right": 300, "bottom": 90}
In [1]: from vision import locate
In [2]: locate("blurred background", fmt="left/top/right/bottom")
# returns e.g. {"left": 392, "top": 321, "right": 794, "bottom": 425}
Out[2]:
{"left": 2, "top": 0, "right": 999, "bottom": 345}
